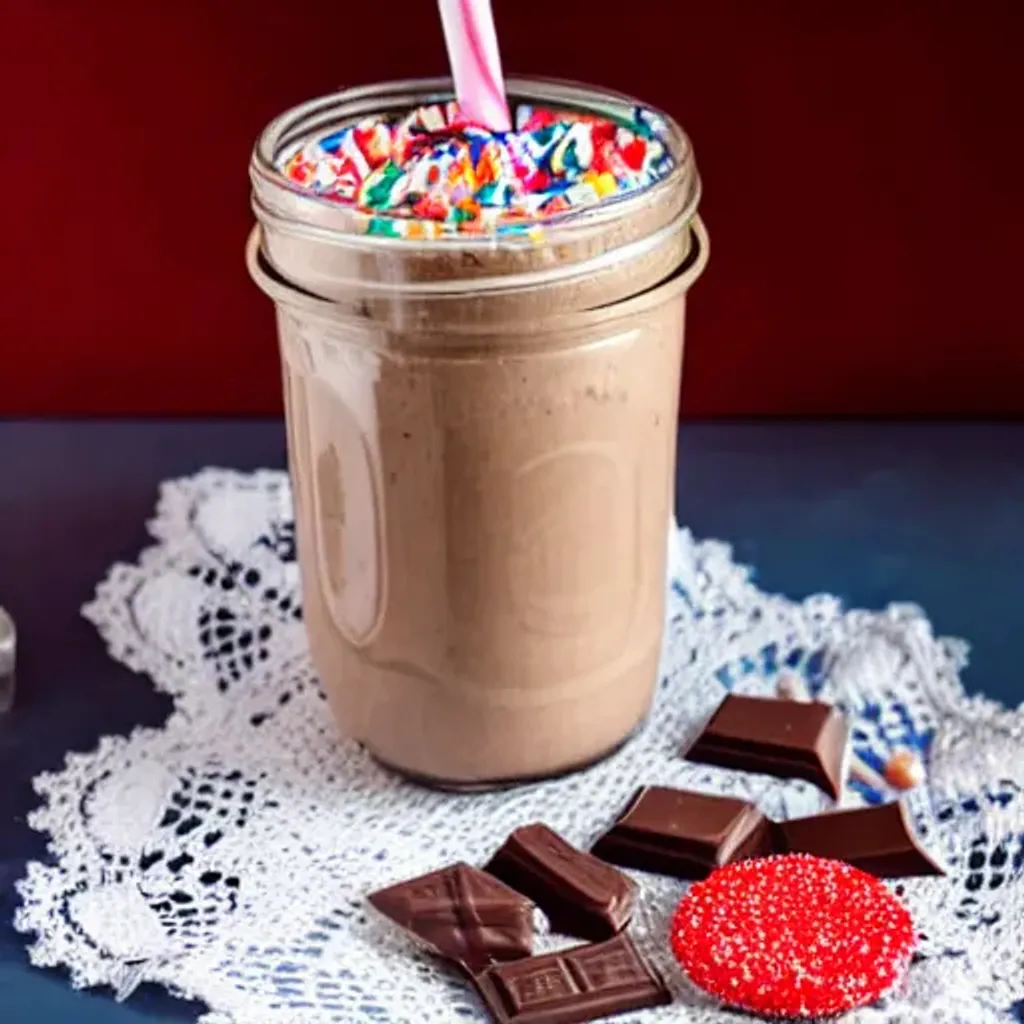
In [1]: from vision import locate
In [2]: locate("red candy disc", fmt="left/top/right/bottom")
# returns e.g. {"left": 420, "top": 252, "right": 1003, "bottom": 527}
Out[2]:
{"left": 671, "top": 854, "right": 916, "bottom": 1018}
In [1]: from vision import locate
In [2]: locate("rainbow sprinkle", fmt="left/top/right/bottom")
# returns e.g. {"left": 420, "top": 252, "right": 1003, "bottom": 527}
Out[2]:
{"left": 278, "top": 102, "right": 675, "bottom": 239}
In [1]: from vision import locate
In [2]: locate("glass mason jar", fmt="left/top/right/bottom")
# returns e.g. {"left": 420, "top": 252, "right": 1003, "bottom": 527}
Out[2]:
{"left": 248, "top": 77, "right": 708, "bottom": 788}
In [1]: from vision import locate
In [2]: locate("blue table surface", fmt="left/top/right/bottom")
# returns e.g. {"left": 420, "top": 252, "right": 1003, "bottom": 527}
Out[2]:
{"left": 1, "top": 419, "right": 1022, "bottom": 1022}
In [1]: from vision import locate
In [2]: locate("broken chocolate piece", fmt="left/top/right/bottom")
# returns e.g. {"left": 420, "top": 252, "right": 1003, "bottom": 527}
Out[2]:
{"left": 474, "top": 931, "right": 671, "bottom": 1023}
{"left": 775, "top": 800, "right": 946, "bottom": 877}
{"left": 590, "top": 786, "right": 773, "bottom": 880}
{"left": 485, "top": 823, "right": 636, "bottom": 941}
{"left": 684, "top": 693, "right": 849, "bottom": 799}
{"left": 368, "top": 862, "right": 534, "bottom": 974}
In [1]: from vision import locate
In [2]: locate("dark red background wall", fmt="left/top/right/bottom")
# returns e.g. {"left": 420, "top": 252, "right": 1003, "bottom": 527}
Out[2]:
{"left": 3, "top": 1, "right": 1022, "bottom": 417}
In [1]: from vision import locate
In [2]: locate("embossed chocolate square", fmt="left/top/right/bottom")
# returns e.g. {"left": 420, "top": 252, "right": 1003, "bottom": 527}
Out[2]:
{"left": 368, "top": 862, "right": 534, "bottom": 975}
{"left": 485, "top": 823, "right": 636, "bottom": 941}
{"left": 474, "top": 932, "right": 670, "bottom": 1023}
{"left": 590, "top": 785, "right": 773, "bottom": 879}
{"left": 684, "top": 693, "right": 850, "bottom": 799}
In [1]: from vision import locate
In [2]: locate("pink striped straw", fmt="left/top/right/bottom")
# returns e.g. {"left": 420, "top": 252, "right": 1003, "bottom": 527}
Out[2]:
{"left": 437, "top": 0, "right": 511, "bottom": 132}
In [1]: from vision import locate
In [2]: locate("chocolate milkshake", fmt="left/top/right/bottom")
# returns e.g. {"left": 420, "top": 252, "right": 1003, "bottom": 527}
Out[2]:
{"left": 248, "top": 78, "right": 707, "bottom": 787}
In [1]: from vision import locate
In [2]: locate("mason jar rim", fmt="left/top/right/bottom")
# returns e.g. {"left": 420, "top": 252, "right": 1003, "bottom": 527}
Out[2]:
{"left": 246, "top": 216, "right": 710, "bottom": 343}
{"left": 250, "top": 76, "right": 700, "bottom": 252}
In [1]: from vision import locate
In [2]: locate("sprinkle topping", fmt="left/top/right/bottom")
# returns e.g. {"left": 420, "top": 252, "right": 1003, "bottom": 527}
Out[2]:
{"left": 278, "top": 102, "right": 675, "bottom": 239}
{"left": 671, "top": 854, "right": 916, "bottom": 1018}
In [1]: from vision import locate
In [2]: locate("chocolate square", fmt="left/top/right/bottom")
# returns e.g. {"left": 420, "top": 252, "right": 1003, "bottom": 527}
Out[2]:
{"left": 590, "top": 786, "right": 773, "bottom": 879}
{"left": 684, "top": 693, "right": 849, "bottom": 799}
{"left": 776, "top": 800, "right": 946, "bottom": 877}
{"left": 485, "top": 823, "right": 636, "bottom": 940}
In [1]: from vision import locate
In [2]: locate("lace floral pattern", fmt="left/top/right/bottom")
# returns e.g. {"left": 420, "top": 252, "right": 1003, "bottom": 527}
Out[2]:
{"left": 14, "top": 469, "right": 1024, "bottom": 1024}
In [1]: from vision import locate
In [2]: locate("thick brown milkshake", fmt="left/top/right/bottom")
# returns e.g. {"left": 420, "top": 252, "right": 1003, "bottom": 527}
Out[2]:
{"left": 248, "top": 78, "right": 707, "bottom": 787}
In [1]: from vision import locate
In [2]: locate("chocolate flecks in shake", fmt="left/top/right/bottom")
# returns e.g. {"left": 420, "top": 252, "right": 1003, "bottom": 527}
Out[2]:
{"left": 278, "top": 101, "right": 675, "bottom": 238}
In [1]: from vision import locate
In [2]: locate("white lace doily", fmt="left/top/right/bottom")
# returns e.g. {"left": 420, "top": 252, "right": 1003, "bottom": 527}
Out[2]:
{"left": 15, "top": 468, "right": 1024, "bottom": 1024}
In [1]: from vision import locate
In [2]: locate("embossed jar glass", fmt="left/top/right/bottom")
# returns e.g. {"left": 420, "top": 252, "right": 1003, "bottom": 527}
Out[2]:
{"left": 248, "top": 78, "right": 707, "bottom": 788}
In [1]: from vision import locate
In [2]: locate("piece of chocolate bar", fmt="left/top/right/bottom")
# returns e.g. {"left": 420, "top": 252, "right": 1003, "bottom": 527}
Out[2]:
{"left": 474, "top": 931, "right": 671, "bottom": 1024}
{"left": 590, "top": 786, "right": 773, "bottom": 880}
{"left": 368, "top": 862, "right": 534, "bottom": 975}
{"left": 485, "top": 824, "right": 636, "bottom": 941}
{"left": 684, "top": 693, "right": 849, "bottom": 799}
{"left": 775, "top": 800, "right": 946, "bottom": 877}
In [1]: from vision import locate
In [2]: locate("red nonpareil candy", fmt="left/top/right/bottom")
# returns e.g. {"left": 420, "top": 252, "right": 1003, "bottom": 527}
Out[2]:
{"left": 671, "top": 854, "right": 916, "bottom": 1019}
